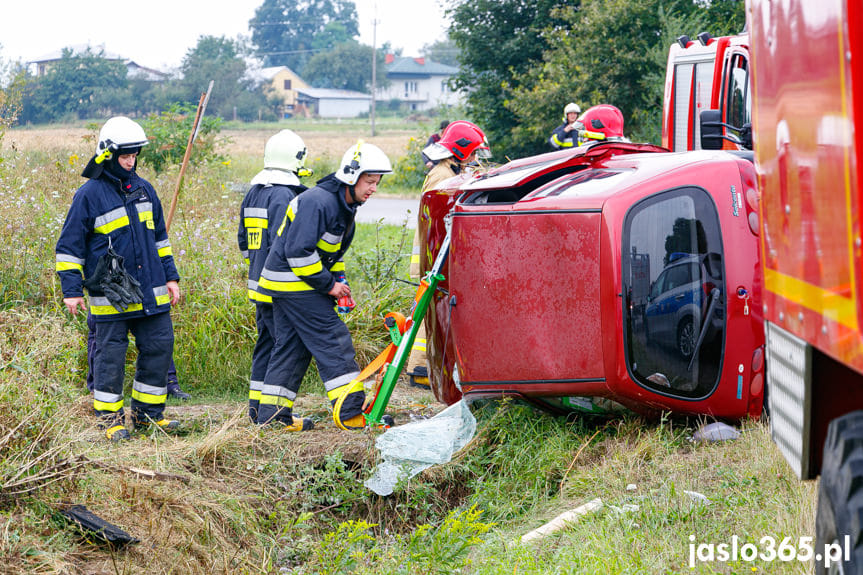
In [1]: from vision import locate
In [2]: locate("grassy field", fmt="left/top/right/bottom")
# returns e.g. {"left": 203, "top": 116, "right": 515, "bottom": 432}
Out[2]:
{"left": 0, "top": 124, "right": 817, "bottom": 574}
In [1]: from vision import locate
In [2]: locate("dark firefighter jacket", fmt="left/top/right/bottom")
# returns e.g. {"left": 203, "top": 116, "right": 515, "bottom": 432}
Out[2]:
{"left": 238, "top": 182, "right": 306, "bottom": 303}
{"left": 55, "top": 170, "right": 179, "bottom": 321}
{"left": 549, "top": 122, "right": 577, "bottom": 149}
{"left": 259, "top": 174, "right": 355, "bottom": 297}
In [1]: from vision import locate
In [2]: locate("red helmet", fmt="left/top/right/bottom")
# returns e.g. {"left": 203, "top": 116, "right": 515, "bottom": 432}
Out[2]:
{"left": 424, "top": 120, "right": 491, "bottom": 161}
{"left": 576, "top": 105, "right": 625, "bottom": 145}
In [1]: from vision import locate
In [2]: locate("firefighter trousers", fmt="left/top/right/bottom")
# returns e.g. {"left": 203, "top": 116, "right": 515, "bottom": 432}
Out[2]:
{"left": 248, "top": 302, "right": 275, "bottom": 422}
{"left": 91, "top": 312, "right": 174, "bottom": 426}
{"left": 257, "top": 293, "right": 361, "bottom": 425}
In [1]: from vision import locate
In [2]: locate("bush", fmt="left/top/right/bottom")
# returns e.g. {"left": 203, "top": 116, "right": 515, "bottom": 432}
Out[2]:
{"left": 139, "top": 102, "right": 226, "bottom": 173}
{"left": 387, "top": 135, "right": 428, "bottom": 191}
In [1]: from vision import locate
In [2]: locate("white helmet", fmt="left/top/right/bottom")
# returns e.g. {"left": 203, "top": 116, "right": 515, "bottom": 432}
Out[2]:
{"left": 96, "top": 116, "right": 148, "bottom": 158}
{"left": 335, "top": 141, "right": 392, "bottom": 186}
{"left": 264, "top": 129, "right": 308, "bottom": 173}
{"left": 564, "top": 102, "right": 581, "bottom": 116}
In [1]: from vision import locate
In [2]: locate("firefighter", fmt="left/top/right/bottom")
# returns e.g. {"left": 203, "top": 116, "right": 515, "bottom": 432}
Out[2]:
{"left": 548, "top": 102, "right": 582, "bottom": 149}
{"left": 421, "top": 120, "right": 450, "bottom": 170}
{"left": 257, "top": 141, "right": 392, "bottom": 431}
{"left": 407, "top": 121, "right": 491, "bottom": 388}
{"left": 573, "top": 104, "right": 629, "bottom": 146}
{"left": 56, "top": 116, "right": 181, "bottom": 442}
{"left": 238, "top": 129, "right": 311, "bottom": 423}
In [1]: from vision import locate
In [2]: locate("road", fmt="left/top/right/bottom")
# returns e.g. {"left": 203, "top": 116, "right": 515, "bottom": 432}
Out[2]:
{"left": 355, "top": 197, "right": 420, "bottom": 228}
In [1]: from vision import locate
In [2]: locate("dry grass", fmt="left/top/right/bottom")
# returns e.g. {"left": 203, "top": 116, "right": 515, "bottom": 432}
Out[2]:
{"left": 1, "top": 126, "right": 417, "bottom": 161}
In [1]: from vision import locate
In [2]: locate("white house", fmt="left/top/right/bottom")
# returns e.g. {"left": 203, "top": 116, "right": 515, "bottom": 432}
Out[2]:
{"left": 29, "top": 44, "right": 169, "bottom": 81}
{"left": 377, "top": 56, "right": 462, "bottom": 111}
{"left": 296, "top": 87, "right": 371, "bottom": 118}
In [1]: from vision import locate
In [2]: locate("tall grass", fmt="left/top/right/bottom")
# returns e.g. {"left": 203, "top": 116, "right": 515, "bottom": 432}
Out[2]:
{"left": 0, "top": 126, "right": 816, "bottom": 574}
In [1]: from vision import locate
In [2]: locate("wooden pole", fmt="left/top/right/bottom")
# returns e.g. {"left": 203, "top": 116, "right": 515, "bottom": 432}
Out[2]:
{"left": 165, "top": 81, "right": 214, "bottom": 231}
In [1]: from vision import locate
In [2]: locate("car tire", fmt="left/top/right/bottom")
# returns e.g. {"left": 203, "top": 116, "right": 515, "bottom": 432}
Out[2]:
{"left": 677, "top": 316, "right": 695, "bottom": 359}
{"left": 815, "top": 410, "right": 863, "bottom": 574}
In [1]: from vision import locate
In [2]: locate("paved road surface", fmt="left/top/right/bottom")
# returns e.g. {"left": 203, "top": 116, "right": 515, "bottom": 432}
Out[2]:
{"left": 355, "top": 197, "right": 420, "bottom": 228}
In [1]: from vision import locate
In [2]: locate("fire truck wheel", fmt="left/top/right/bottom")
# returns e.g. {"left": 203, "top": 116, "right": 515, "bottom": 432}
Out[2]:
{"left": 815, "top": 410, "right": 863, "bottom": 575}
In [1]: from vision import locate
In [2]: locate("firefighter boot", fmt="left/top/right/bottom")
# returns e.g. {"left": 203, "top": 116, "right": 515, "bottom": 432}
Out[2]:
{"left": 278, "top": 416, "right": 315, "bottom": 432}
{"left": 105, "top": 425, "right": 131, "bottom": 442}
{"left": 332, "top": 379, "right": 367, "bottom": 431}
{"left": 408, "top": 365, "right": 430, "bottom": 389}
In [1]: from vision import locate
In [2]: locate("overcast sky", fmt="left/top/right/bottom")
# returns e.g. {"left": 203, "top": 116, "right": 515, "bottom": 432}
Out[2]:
{"left": 0, "top": 0, "right": 449, "bottom": 71}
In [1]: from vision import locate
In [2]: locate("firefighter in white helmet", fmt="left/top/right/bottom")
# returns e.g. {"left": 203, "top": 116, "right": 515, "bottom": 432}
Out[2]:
{"left": 238, "top": 129, "right": 312, "bottom": 423}
{"left": 55, "top": 116, "right": 181, "bottom": 441}
{"left": 257, "top": 141, "right": 392, "bottom": 430}
{"left": 549, "top": 102, "right": 583, "bottom": 149}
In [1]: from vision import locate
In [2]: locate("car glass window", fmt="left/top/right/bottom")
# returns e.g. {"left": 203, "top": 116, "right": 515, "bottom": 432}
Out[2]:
{"left": 622, "top": 187, "right": 725, "bottom": 399}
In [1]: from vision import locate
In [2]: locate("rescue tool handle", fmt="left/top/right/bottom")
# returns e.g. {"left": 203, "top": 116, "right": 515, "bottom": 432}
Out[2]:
{"left": 364, "top": 233, "right": 451, "bottom": 426}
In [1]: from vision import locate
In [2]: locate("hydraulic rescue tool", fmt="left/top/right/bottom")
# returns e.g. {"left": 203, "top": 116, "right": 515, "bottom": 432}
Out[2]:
{"left": 361, "top": 232, "right": 451, "bottom": 427}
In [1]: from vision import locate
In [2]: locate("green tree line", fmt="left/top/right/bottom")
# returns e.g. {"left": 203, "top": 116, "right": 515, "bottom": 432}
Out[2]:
{"left": 448, "top": 0, "right": 746, "bottom": 156}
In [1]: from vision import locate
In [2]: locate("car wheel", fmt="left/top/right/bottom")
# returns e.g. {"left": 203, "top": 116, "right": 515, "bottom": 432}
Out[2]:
{"left": 815, "top": 410, "right": 863, "bottom": 574}
{"left": 677, "top": 316, "right": 695, "bottom": 359}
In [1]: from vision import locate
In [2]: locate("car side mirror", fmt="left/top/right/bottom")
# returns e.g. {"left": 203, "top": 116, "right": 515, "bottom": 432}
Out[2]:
{"left": 700, "top": 110, "right": 725, "bottom": 150}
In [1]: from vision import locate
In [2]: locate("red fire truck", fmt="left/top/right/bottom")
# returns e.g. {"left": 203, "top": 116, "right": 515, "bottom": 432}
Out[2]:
{"left": 661, "top": 1, "right": 863, "bottom": 568}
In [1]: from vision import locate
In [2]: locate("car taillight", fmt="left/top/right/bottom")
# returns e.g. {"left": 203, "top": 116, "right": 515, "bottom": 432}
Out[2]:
{"left": 738, "top": 161, "right": 760, "bottom": 236}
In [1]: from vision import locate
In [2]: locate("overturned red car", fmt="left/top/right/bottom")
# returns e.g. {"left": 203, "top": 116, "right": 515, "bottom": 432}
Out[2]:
{"left": 416, "top": 141, "right": 764, "bottom": 420}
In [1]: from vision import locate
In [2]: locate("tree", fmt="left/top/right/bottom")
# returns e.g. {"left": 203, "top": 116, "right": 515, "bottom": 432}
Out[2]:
{"left": 20, "top": 47, "right": 129, "bottom": 123}
{"left": 447, "top": 0, "right": 577, "bottom": 159}
{"left": 302, "top": 41, "right": 388, "bottom": 92}
{"left": 421, "top": 37, "right": 460, "bottom": 67}
{"left": 249, "top": 0, "right": 359, "bottom": 73}
{"left": 179, "top": 36, "right": 271, "bottom": 121}
{"left": 504, "top": 0, "right": 745, "bottom": 151}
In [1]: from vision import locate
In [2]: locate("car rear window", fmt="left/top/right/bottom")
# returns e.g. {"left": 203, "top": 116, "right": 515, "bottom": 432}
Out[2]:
{"left": 622, "top": 187, "right": 726, "bottom": 400}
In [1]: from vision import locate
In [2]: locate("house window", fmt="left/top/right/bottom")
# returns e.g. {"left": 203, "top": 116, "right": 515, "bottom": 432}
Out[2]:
{"left": 284, "top": 79, "right": 292, "bottom": 90}
{"left": 441, "top": 80, "right": 448, "bottom": 93}
{"left": 403, "top": 81, "right": 418, "bottom": 97}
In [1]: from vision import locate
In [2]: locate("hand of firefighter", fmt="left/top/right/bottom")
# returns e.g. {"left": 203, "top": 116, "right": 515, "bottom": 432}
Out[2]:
{"left": 331, "top": 273, "right": 356, "bottom": 314}
{"left": 167, "top": 281, "right": 180, "bottom": 306}
{"left": 63, "top": 296, "right": 87, "bottom": 316}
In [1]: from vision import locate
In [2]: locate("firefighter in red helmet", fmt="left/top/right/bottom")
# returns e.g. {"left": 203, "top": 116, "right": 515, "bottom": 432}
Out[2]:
{"left": 573, "top": 104, "right": 628, "bottom": 146}
{"left": 405, "top": 121, "right": 491, "bottom": 387}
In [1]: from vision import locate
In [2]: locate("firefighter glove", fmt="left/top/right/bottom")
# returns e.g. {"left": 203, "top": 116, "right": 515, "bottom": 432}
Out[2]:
{"left": 100, "top": 246, "right": 144, "bottom": 311}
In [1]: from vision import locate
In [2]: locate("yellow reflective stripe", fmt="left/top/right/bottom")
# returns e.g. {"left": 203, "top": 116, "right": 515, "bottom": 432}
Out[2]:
{"left": 326, "top": 378, "right": 364, "bottom": 401}
{"left": 155, "top": 293, "right": 170, "bottom": 306}
{"left": 292, "top": 260, "right": 323, "bottom": 276}
{"left": 258, "top": 276, "right": 313, "bottom": 292}
{"left": 244, "top": 258, "right": 250, "bottom": 266}
{"left": 248, "top": 289, "right": 273, "bottom": 303}
{"left": 244, "top": 217, "right": 268, "bottom": 229}
{"left": 131, "top": 388, "right": 167, "bottom": 405}
{"left": 316, "top": 239, "right": 341, "bottom": 253}
{"left": 158, "top": 246, "right": 172, "bottom": 257}
{"left": 94, "top": 216, "right": 130, "bottom": 234}
{"left": 56, "top": 261, "right": 84, "bottom": 272}
{"left": 259, "top": 394, "right": 294, "bottom": 407}
{"left": 90, "top": 303, "right": 144, "bottom": 315}
{"left": 249, "top": 389, "right": 262, "bottom": 401}
{"left": 410, "top": 254, "right": 420, "bottom": 265}
{"left": 331, "top": 261, "right": 346, "bottom": 272}
{"left": 138, "top": 211, "right": 153, "bottom": 222}
{"left": 411, "top": 338, "right": 427, "bottom": 352}
{"left": 94, "top": 399, "right": 124, "bottom": 412}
